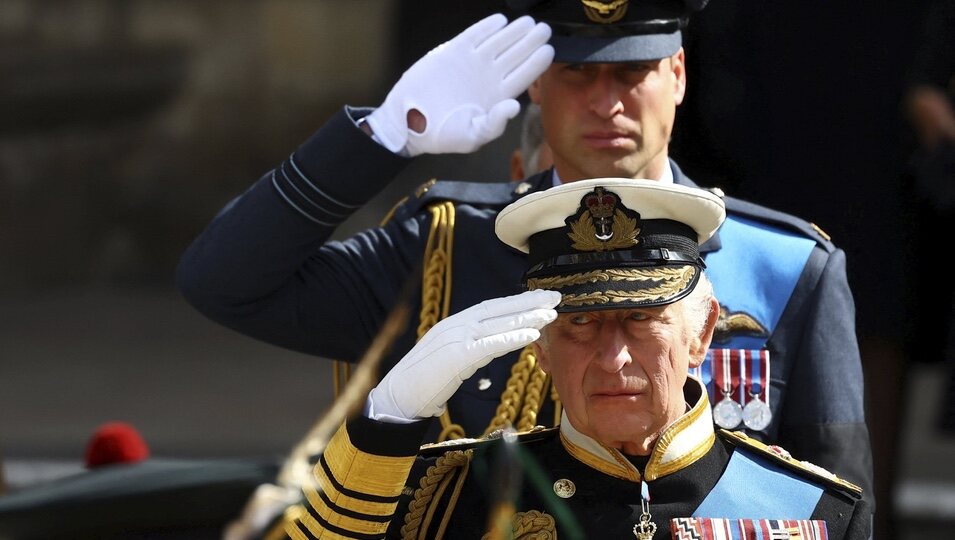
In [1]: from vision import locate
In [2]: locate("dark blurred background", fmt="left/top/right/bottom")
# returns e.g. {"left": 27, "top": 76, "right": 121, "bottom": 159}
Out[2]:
{"left": 1, "top": 1, "right": 953, "bottom": 537}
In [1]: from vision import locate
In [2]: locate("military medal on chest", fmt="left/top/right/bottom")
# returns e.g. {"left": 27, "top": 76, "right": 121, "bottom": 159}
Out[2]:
{"left": 742, "top": 350, "right": 773, "bottom": 431}
{"left": 711, "top": 349, "right": 743, "bottom": 429}
{"left": 632, "top": 480, "right": 657, "bottom": 539}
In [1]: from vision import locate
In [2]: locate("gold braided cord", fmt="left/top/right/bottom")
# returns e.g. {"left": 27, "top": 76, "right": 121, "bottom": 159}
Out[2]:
{"left": 516, "top": 369, "right": 550, "bottom": 432}
{"left": 415, "top": 202, "right": 465, "bottom": 441}
{"left": 481, "top": 510, "right": 558, "bottom": 540}
{"left": 483, "top": 345, "right": 538, "bottom": 436}
{"left": 400, "top": 450, "right": 472, "bottom": 540}
{"left": 432, "top": 453, "right": 470, "bottom": 540}
{"left": 527, "top": 266, "right": 695, "bottom": 290}
{"left": 417, "top": 203, "right": 450, "bottom": 340}
{"left": 438, "top": 422, "right": 466, "bottom": 441}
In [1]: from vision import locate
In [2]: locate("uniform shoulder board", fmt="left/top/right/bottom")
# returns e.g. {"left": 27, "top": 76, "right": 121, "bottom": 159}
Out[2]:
{"left": 418, "top": 425, "right": 559, "bottom": 457}
{"left": 719, "top": 193, "right": 836, "bottom": 252}
{"left": 387, "top": 171, "right": 551, "bottom": 223}
{"left": 718, "top": 429, "right": 862, "bottom": 498}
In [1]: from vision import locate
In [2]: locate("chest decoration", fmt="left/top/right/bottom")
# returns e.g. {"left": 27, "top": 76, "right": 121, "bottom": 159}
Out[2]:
{"left": 689, "top": 349, "right": 772, "bottom": 431}
{"left": 670, "top": 517, "right": 828, "bottom": 539}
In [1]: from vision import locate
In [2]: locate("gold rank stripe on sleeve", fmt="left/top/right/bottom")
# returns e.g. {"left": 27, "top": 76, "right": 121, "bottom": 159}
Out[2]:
{"left": 288, "top": 422, "right": 417, "bottom": 538}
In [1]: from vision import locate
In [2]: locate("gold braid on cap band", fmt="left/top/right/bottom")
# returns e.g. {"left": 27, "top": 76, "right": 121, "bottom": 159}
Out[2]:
{"left": 527, "top": 266, "right": 696, "bottom": 290}
{"left": 528, "top": 266, "right": 697, "bottom": 308}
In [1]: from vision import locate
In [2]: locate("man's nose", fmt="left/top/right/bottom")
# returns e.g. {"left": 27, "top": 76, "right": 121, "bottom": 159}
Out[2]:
{"left": 594, "top": 325, "right": 631, "bottom": 373}
{"left": 588, "top": 72, "right": 624, "bottom": 119}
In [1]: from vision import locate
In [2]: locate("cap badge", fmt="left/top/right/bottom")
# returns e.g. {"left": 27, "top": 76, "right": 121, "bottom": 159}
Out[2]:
{"left": 581, "top": 0, "right": 629, "bottom": 24}
{"left": 566, "top": 186, "right": 640, "bottom": 251}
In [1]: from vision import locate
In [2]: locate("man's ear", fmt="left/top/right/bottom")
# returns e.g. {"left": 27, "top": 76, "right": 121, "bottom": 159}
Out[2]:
{"left": 671, "top": 47, "right": 687, "bottom": 106}
{"left": 688, "top": 297, "right": 719, "bottom": 368}
{"left": 533, "top": 341, "right": 549, "bottom": 374}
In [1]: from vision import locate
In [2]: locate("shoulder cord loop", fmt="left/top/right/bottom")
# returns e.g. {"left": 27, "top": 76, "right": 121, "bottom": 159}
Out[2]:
{"left": 400, "top": 449, "right": 473, "bottom": 540}
{"left": 481, "top": 510, "right": 558, "bottom": 540}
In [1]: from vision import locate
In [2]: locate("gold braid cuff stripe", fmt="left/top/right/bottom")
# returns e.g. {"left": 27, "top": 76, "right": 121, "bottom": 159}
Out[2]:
{"left": 527, "top": 266, "right": 696, "bottom": 291}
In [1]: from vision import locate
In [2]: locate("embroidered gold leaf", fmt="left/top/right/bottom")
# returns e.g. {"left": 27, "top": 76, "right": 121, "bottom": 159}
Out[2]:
{"left": 567, "top": 209, "right": 639, "bottom": 252}
{"left": 527, "top": 267, "right": 695, "bottom": 291}
{"left": 537, "top": 267, "right": 697, "bottom": 308}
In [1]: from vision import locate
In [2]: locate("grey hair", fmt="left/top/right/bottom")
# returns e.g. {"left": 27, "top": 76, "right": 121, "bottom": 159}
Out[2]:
{"left": 520, "top": 103, "right": 546, "bottom": 175}
{"left": 683, "top": 271, "right": 715, "bottom": 338}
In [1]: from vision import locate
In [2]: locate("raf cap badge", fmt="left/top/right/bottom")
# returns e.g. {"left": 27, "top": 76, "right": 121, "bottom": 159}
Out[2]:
{"left": 581, "top": 0, "right": 629, "bottom": 23}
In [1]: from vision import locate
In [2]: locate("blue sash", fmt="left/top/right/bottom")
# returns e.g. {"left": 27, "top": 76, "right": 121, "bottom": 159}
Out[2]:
{"left": 694, "top": 449, "right": 823, "bottom": 519}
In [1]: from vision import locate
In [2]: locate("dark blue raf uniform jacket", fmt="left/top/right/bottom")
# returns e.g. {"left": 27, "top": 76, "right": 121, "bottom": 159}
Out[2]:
{"left": 176, "top": 107, "right": 873, "bottom": 503}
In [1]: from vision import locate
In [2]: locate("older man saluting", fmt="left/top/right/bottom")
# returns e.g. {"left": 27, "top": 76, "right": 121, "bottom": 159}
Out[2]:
{"left": 280, "top": 179, "right": 869, "bottom": 539}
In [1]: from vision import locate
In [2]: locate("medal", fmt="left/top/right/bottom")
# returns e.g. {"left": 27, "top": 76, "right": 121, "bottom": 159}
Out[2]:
{"left": 633, "top": 481, "right": 657, "bottom": 539}
{"left": 713, "top": 395, "right": 743, "bottom": 429}
{"left": 712, "top": 349, "right": 741, "bottom": 429}
{"left": 742, "top": 350, "right": 772, "bottom": 431}
{"left": 743, "top": 397, "right": 772, "bottom": 430}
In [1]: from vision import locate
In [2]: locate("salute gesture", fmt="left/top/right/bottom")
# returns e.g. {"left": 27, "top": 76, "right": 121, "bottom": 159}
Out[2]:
{"left": 366, "top": 14, "right": 554, "bottom": 156}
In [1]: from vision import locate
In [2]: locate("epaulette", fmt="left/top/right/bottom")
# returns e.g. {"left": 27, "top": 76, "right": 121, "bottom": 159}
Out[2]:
{"left": 714, "top": 191, "right": 836, "bottom": 252}
{"left": 387, "top": 171, "right": 551, "bottom": 223}
{"left": 418, "top": 425, "right": 559, "bottom": 457}
{"left": 718, "top": 429, "right": 862, "bottom": 498}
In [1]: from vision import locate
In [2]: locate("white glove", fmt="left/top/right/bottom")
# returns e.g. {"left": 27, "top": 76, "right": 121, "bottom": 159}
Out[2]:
{"left": 368, "top": 289, "right": 561, "bottom": 421}
{"left": 365, "top": 13, "right": 554, "bottom": 156}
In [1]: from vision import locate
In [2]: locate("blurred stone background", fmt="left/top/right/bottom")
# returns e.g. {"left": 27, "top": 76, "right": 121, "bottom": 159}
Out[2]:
{"left": 0, "top": 1, "right": 953, "bottom": 538}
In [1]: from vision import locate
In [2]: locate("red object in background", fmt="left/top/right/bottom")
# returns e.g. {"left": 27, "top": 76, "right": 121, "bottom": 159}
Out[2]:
{"left": 84, "top": 421, "right": 150, "bottom": 468}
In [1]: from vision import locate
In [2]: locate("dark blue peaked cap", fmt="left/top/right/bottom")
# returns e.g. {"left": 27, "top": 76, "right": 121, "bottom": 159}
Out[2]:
{"left": 505, "top": 0, "right": 710, "bottom": 62}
